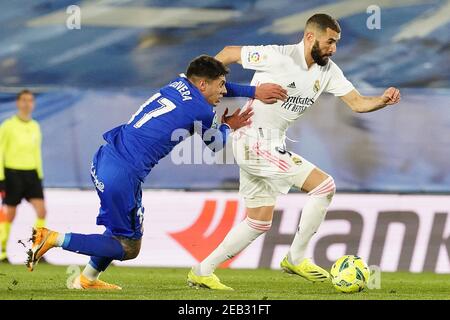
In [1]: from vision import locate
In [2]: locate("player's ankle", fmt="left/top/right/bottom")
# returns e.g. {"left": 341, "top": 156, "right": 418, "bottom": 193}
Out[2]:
{"left": 287, "top": 252, "right": 305, "bottom": 265}
{"left": 193, "top": 264, "right": 212, "bottom": 277}
{"left": 82, "top": 263, "right": 101, "bottom": 281}
{"left": 55, "top": 232, "right": 67, "bottom": 247}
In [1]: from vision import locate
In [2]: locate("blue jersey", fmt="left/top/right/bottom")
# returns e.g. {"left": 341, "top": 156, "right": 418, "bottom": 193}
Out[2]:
{"left": 102, "top": 75, "right": 221, "bottom": 180}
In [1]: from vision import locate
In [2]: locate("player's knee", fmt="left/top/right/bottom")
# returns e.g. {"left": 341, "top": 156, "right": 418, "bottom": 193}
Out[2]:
{"left": 118, "top": 238, "right": 142, "bottom": 260}
{"left": 245, "top": 217, "right": 272, "bottom": 233}
{"left": 309, "top": 176, "right": 336, "bottom": 198}
{"left": 326, "top": 176, "right": 336, "bottom": 196}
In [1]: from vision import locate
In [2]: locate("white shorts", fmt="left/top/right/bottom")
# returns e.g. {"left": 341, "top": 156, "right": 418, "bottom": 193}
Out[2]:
{"left": 232, "top": 128, "right": 316, "bottom": 208}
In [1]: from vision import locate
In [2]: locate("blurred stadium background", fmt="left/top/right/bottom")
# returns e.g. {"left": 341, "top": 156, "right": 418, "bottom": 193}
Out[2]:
{"left": 0, "top": 0, "right": 449, "bottom": 275}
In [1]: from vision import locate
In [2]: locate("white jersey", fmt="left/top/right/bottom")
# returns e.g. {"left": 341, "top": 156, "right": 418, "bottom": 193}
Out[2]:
{"left": 240, "top": 41, "right": 354, "bottom": 136}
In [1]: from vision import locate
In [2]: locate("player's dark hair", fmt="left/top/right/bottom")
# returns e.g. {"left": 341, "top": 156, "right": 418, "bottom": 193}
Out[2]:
{"left": 16, "top": 89, "right": 34, "bottom": 100}
{"left": 306, "top": 13, "right": 341, "bottom": 33}
{"left": 186, "top": 55, "right": 229, "bottom": 81}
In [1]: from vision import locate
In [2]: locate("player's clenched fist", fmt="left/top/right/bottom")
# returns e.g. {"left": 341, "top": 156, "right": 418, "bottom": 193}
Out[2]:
{"left": 221, "top": 107, "right": 254, "bottom": 130}
{"left": 255, "top": 83, "right": 288, "bottom": 104}
{"left": 382, "top": 87, "right": 401, "bottom": 105}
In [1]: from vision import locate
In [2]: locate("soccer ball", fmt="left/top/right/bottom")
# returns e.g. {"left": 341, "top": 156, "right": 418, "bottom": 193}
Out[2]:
{"left": 330, "top": 255, "right": 370, "bottom": 293}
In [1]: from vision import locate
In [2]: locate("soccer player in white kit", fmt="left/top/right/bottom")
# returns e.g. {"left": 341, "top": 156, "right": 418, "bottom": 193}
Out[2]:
{"left": 188, "top": 13, "right": 401, "bottom": 290}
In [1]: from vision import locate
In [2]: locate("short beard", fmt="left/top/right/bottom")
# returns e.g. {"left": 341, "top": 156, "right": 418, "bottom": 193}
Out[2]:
{"left": 311, "top": 41, "right": 329, "bottom": 66}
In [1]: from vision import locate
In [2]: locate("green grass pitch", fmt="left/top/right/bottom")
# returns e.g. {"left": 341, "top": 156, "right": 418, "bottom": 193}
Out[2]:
{"left": 1, "top": 264, "right": 449, "bottom": 300}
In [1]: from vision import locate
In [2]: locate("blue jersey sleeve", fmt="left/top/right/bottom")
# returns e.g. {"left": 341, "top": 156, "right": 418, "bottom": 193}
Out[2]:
{"left": 225, "top": 82, "right": 256, "bottom": 98}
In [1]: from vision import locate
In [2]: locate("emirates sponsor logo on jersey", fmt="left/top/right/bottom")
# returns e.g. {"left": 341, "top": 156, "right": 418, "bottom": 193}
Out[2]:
{"left": 280, "top": 95, "right": 315, "bottom": 113}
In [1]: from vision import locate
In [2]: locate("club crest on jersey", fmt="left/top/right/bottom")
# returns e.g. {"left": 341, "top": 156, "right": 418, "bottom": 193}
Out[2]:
{"left": 291, "top": 156, "right": 302, "bottom": 165}
{"left": 313, "top": 80, "right": 320, "bottom": 93}
{"left": 248, "top": 52, "right": 261, "bottom": 63}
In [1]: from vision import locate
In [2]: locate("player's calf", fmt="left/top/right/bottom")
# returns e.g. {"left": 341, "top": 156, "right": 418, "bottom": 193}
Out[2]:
{"left": 26, "top": 228, "right": 142, "bottom": 271}
{"left": 115, "top": 236, "right": 141, "bottom": 260}
{"left": 287, "top": 176, "right": 336, "bottom": 266}
{"left": 195, "top": 216, "right": 272, "bottom": 277}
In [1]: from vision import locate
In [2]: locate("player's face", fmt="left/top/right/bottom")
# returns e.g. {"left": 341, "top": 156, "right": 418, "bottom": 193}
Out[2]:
{"left": 16, "top": 93, "right": 35, "bottom": 115}
{"left": 205, "top": 75, "right": 227, "bottom": 106}
{"left": 311, "top": 28, "right": 340, "bottom": 66}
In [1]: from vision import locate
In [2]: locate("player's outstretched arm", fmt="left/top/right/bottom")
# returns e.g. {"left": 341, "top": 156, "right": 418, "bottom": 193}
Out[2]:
{"left": 225, "top": 82, "right": 287, "bottom": 104}
{"left": 217, "top": 46, "right": 287, "bottom": 103}
{"left": 340, "top": 88, "right": 401, "bottom": 113}
{"left": 215, "top": 46, "right": 242, "bottom": 66}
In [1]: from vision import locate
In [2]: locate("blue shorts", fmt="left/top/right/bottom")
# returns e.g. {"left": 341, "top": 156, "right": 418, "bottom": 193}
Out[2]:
{"left": 91, "top": 145, "right": 144, "bottom": 239}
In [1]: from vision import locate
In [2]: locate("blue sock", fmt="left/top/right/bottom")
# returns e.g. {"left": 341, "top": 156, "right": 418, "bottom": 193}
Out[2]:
{"left": 89, "top": 256, "right": 113, "bottom": 272}
{"left": 62, "top": 233, "right": 125, "bottom": 260}
{"left": 86, "top": 228, "right": 116, "bottom": 272}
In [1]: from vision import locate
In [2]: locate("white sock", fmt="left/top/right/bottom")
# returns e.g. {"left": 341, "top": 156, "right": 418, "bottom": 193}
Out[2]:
{"left": 55, "top": 233, "right": 66, "bottom": 247}
{"left": 194, "top": 217, "right": 272, "bottom": 276}
{"left": 288, "top": 177, "right": 335, "bottom": 265}
{"left": 82, "top": 263, "right": 101, "bottom": 281}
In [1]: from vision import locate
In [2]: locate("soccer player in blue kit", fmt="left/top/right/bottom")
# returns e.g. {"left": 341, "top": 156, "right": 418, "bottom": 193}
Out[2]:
{"left": 26, "top": 55, "right": 287, "bottom": 289}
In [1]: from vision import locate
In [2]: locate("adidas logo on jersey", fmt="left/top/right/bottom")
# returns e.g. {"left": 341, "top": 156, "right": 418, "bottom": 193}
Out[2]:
{"left": 287, "top": 82, "right": 296, "bottom": 89}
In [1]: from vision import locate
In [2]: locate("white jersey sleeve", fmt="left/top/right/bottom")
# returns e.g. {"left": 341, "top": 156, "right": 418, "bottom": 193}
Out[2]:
{"left": 240, "top": 45, "right": 285, "bottom": 72}
{"left": 324, "top": 62, "right": 355, "bottom": 97}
